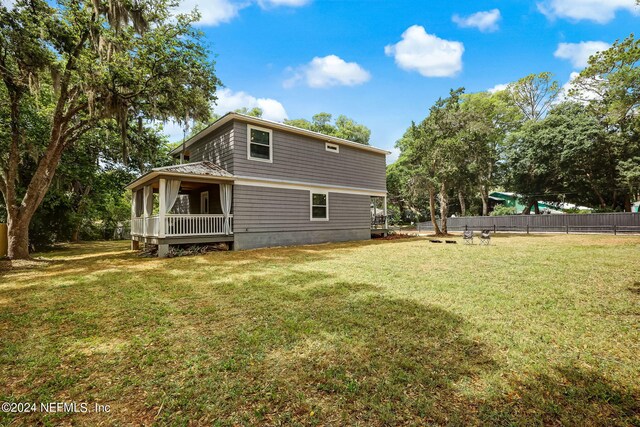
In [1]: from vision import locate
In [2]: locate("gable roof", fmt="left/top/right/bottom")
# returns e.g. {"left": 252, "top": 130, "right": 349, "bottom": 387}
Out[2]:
{"left": 125, "top": 161, "right": 233, "bottom": 190}
{"left": 169, "top": 112, "right": 391, "bottom": 156}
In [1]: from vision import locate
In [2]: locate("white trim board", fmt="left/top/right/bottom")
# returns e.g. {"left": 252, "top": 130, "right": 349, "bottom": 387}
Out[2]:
{"left": 234, "top": 176, "right": 387, "bottom": 197}
{"left": 169, "top": 112, "right": 391, "bottom": 157}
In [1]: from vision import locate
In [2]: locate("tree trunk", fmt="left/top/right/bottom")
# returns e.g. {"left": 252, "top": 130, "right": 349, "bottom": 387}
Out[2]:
{"left": 458, "top": 190, "right": 466, "bottom": 217}
{"left": 624, "top": 194, "right": 631, "bottom": 212}
{"left": 534, "top": 201, "right": 540, "bottom": 215}
{"left": 2, "top": 112, "right": 76, "bottom": 259}
{"left": 480, "top": 186, "right": 489, "bottom": 216}
{"left": 522, "top": 200, "right": 534, "bottom": 215}
{"left": 428, "top": 185, "right": 442, "bottom": 235}
{"left": 439, "top": 182, "right": 448, "bottom": 235}
{"left": 6, "top": 213, "right": 30, "bottom": 259}
{"left": 586, "top": 173, "right": 607, "bottom": 209}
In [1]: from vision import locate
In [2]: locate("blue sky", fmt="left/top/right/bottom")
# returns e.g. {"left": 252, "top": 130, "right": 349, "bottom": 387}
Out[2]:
{"left": 165, "top": 0, "right": 640, "bottom": 162}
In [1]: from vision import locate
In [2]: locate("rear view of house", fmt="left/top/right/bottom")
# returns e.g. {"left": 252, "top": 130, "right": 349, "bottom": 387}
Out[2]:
{"left": 127, "top": 113, "right": 389, "bottom": 256}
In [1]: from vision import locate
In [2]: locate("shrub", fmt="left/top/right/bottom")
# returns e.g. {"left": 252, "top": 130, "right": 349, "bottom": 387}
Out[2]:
{"left": 491, "top": 205, "right": 517, "bottom": 216}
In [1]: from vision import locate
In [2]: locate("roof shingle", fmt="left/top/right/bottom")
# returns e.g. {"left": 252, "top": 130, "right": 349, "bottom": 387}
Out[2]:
{"left": 152, "top": 161, "right": 233, "bottom": 178}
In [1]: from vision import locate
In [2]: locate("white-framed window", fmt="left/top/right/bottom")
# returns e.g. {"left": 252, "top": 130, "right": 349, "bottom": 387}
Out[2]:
{"left": 247, "top": 124, "right": 273, "bottom": 163}
{"left": 325, "top": 143, "right": 339, "bottom": 153}
{"left": 310, "top": 191, "right": 329, "bottom": 221}
{"left": 200, "top": 191, "right": 210, "bottom": 214}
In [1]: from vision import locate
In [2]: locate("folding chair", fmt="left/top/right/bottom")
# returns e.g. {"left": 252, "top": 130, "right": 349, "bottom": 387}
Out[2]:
{"left": 480, "top": 229, "right": 491, "bottom": 245}
{"left": 463, "top": 230, "right": 474, "bottom": 244}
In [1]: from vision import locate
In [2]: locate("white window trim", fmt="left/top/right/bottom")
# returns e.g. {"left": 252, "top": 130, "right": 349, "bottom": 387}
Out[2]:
{"left": 247, "top": 124, "right": 273, "bottom": 163}
{"left": 310, "top": 191, "right": 329, "bottom": 221}
{"left": 200, "top": 191, "right": 210, "bottom": 214}
{"left": 325, "top": 143, "right": 339, "bottom": 153}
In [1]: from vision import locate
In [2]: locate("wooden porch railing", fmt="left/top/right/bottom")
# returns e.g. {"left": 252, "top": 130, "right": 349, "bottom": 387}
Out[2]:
{"left": 130, "top": 214, "right": 233, "bottom": 237}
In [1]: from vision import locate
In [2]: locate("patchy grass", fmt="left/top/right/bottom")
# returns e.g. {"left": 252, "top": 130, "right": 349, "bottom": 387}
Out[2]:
{"left": 1, "top": 235, "right": 639, "bottom": 426}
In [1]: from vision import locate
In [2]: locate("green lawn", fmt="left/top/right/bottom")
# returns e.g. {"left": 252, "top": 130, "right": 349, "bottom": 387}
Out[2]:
{"left": 1, "top": 235, "right": 639, "bottom": 426}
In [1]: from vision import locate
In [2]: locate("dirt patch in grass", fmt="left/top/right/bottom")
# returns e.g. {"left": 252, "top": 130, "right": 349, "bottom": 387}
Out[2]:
{"left": 373, "top": 233, "right": 417, "bottom": 240}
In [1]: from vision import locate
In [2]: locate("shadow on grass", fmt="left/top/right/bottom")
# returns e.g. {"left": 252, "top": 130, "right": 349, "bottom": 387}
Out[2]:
{"left": 627, "top": 281, "right": 640, "bottom": 295}
{"left": 477, "top": 364, "right": 640, "bottom": 426}
{"left": 1, "top": 240, "right": 638, "bottom": 425}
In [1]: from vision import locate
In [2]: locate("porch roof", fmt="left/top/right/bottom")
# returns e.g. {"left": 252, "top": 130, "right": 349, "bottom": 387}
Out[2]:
{"left": 125, "top": 161, "right": 233, "bottom": 190}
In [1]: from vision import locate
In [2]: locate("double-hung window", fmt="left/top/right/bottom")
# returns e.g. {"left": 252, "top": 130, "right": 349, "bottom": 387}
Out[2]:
{"left": 310, "top": 192, "right": 328, "bottom": 221}
{"left": 247, "top": 125, "right": 273, "bottom": 163}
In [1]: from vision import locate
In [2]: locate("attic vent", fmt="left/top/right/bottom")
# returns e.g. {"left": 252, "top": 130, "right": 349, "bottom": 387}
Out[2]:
{"left": 325, "top": 143, "right": 339, "bottom": 153}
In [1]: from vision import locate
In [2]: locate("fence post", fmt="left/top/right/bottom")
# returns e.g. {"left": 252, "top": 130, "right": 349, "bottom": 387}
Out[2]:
{"left": 493, "top": 224, "right": 496, "bottom": 233}
{"left": 465, "top": 224, "right": 468, "bottom": 231}
{"left": 526, "top": 224, "right": 529, "bottom": 235}
{"left": 614, "top": 224, "right": 617, "bottom": 235}
{"left": 566, "top": 225, "right": 569, "bottom": 234}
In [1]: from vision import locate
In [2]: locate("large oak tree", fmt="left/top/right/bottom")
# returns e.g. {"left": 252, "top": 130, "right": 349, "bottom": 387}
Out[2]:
{"left": 0, "top": 0, "right": 219, "bottom": 258}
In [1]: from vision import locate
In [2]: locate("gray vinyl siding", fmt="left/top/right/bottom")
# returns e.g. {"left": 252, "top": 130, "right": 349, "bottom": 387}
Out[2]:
{"left": 232, "top": 185, "right": 371, "bottom": 233}
{"left": 232, "top": 121, "right": 386, "bottom": 192}
{"left": 187, "top": 123, "right": 234, "bottom": 173}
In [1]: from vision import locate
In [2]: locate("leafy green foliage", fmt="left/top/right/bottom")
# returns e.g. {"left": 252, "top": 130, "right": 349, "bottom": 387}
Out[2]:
{"left": 392, "top": 49, "right": 639, "bottom": 221}
{"left": 507, "top": 72, "right": 561, "bottom": 122}
{"left": 490, "top": 205, "right": 517, "bottom": 216}
{"left": 284, "top": 113, "right": 371, "bottom": 145}
{"left": 0, "top": 0, "right": 220, "bottom": 257}
{"left": 188, "top": 107, "right": 264, "bottom": 139}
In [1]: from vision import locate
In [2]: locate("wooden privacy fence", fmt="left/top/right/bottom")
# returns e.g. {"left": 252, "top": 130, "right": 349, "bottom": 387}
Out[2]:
{"left": 417, "top": 212, "right": 640, "bottom": 235}
{"left": 0, "top": 224, "right": 7, "bottom": 257}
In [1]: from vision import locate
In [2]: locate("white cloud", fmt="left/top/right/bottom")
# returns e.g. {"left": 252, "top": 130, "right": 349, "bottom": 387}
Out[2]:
{"left": 258, "top": 0, "right": 310, "bottom": 7}
{"left": 387, "top": 147, "right": 401, "bottom": 164}
{"left": 537, "top": 0, "right": 638, "bottom": 24}
{"left": 214, "top": 88, "right": 288, "bottom": 122}
{"left": 284, "top": 55, "right": 371, "bottom": 88}
{"left": 558, "top": 72, "right": 603, "bottom": 103}
{"left": 174, "top": 0, "right": 244, "bottom": 26}
{"left": 452, "top": 9, "right": 501, "bottom": 32}
{"left": 1, "top": 0, "right": 15, "bottom": 8}
{"left": 160, "top": 121, "right": 189, "bottom": 143}
{"left": 175, "top": 0, "right": 309, "bottom": 26}
{"left": 384, "top": 25, "right": 464, "bottom": 78}
{"left": 488, "top": 83, "right": 509, "bottom": 93}
{"left": 160, "top": 88, "right": 288, "bottom": 142}
{"left": 554, "top": 41, "right": 610, "bottom": 69}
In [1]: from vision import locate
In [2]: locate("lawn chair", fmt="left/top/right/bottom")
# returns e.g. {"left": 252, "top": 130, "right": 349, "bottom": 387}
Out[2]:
{"left": 463, "top": 230, "right": 474, "bottom": 244}
{"left": 480, "top": 229, "right": 491, "bottom": 245}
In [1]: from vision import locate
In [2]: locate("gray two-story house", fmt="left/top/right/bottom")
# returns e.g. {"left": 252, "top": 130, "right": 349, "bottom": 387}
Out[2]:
{"left": 126, "top": 112, "right": 389, "bottom": 256}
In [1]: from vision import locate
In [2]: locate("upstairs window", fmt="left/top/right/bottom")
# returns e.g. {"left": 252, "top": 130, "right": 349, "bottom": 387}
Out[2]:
{"left": 247, "top": 125, "right": 273, "bottom": 163}
{"left": 310, "top": 192, "right": 329, "bottom": 221}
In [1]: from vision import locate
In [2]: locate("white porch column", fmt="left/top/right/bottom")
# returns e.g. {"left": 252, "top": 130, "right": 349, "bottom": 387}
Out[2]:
{"left": 159, "top": 178, "right": 166, "bottom": 238}
{"left": 384, "top": 196, "right": 388, "bottom": 229}
{"left": 131, "top": 190, "right": 136, "bottom": 220}
{"left": 143, "top": 185, "right": 152, "bottom": 237}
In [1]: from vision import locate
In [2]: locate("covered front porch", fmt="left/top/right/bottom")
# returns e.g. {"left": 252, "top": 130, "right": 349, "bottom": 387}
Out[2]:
{"left": 126, "top": 162, "right": 234, "bottom": 257}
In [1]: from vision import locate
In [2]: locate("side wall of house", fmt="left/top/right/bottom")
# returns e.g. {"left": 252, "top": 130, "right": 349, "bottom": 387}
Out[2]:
{"left": 231, "top": 120, "right": 386, "bottom": 192}
{"left": 232, "top": 185, "right": 371, "bottom": 250}
{"left": 187, "top": 122, "right": 235, "bottom": 173}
